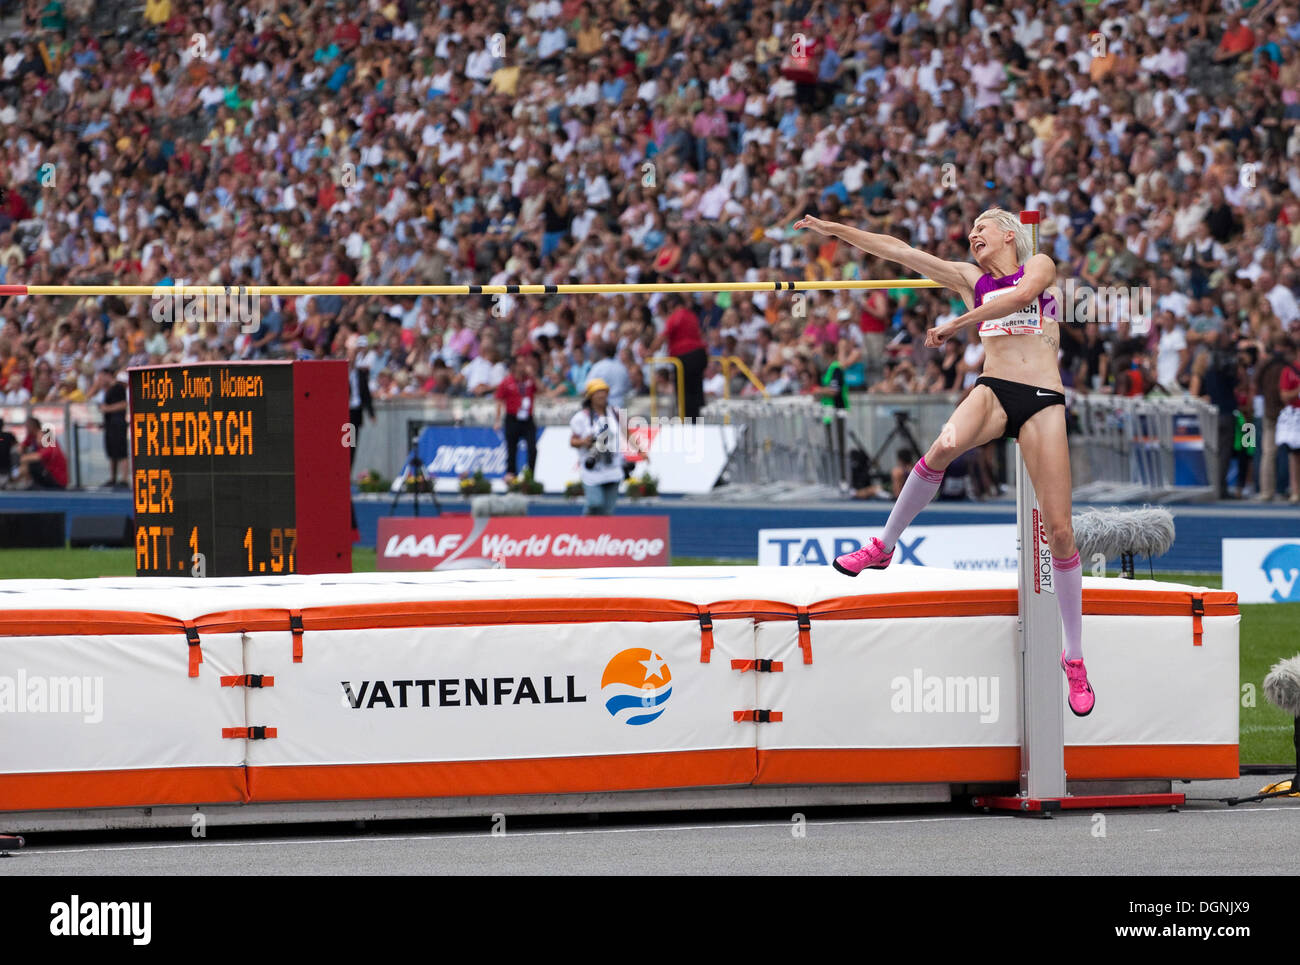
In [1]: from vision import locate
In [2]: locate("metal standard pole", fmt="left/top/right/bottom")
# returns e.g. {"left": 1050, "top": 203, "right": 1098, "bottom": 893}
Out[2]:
{"left": 1015, "top": 210, "right": 1066, "bottom": 804}
{"left": 1016, "top": 446, "right": 1066, "bottom": 801}
{"left": 69, "top": 410, "right": 81, "bottom": 490}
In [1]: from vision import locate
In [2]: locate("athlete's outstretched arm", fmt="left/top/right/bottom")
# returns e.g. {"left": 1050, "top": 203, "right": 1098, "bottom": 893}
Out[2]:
{"left": 924, "top": 253, "right": 1056, "bottom": 347}
{"left": 795, "top": 215, "right": 981, "bottom": 307}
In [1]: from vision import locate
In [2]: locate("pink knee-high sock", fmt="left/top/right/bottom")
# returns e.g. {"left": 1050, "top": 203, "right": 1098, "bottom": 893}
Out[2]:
{"left": 1054, "top": 551, "right": 1083, "bottom": 661}
{"left": 881, "top": 456, "right": 944, "bottom": 551}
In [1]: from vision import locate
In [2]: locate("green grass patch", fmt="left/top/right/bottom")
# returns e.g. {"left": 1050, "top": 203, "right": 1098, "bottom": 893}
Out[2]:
{"left": 1140, "top": 572, "right": 1222, "bottom": 589}
{"left": 0, "top": 547, "right": 140, "bottom": 581}
{"left": 1238, "top": 602, "right": 1300, "bottom": 766}
{"left": 0, "top": 547, "right": 380, "bottom": 579}
{"left": 0, "top": 551, "right": 1290, "bottom": 765}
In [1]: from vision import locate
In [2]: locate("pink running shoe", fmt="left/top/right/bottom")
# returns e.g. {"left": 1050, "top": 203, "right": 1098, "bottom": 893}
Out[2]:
{"left": 1060, "top": 652, "right": 1095, "bottom": 717}
{"left": 833, "top": 538, "right": 894, "bottom": 576}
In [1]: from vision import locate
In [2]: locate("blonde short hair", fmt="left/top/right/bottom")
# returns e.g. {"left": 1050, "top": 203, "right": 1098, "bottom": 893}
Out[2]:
{"left": 973, "top": 207, "right": 1032, "bottom": 264}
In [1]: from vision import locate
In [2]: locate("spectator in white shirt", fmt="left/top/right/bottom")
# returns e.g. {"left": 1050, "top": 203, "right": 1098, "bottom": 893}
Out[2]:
{"left": 538, "top": 18, "right": 568, "bottom": 61}
{"left": 466, "top": 43, "right": 496, "bottom": 83}
{"left": 703, "top": 358, "right": 727, "bottom": 399}
{"left": 2, "top": 373, "right": 30, "bottom": 406}
{"left": 1155, "top": 276, "right": 1191, "bottom": 319}
{"left": 1263, "top": 270, "right": 1300, "bottom": 328}
{"left": 696, "top": 172, "right": 734, "bottom": 220}
{"left": 461, "top": 341, "right": 508, "bottom": 397}
{"left": 527, "top": 0, "right": 561, "bottom": 21}
{"left": 1155, "top": 312, "right": 1189, "bottom": 391}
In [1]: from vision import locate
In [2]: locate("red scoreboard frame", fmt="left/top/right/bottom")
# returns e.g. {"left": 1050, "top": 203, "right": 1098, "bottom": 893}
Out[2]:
{"left": 128, "top": 360, "right": 352, "bottom": 577}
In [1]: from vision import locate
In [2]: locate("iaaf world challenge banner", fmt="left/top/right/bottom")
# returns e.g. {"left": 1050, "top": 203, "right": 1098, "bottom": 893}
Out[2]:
{"left": 377, "top": 516, "right": 671, "bottom": 570}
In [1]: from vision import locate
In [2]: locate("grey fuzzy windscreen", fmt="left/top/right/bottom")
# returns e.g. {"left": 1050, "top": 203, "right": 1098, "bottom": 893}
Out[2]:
{"left": 1071, "top": 507, "right": 1176, "bottom": 561}
{"left": 470, "top": 494, "right": 530, "bottom": 517}
{"left": 1263, "top": 656, "right": 1300, "bottom": 718}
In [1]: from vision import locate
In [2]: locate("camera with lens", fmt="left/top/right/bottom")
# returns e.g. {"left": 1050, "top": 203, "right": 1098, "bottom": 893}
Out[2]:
{"left": 584, "top": 426, "right": 616, "bottom": 470}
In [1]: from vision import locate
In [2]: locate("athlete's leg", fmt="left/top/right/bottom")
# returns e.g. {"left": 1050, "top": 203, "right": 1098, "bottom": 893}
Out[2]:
{"left": 922, "top": 384, "right": 1007, "bottom": 471}
{"left": 835, "top": 386, "right": 1007, "bottom": 576}
{"left": 879, "top": 385, "right": 1006, "bottom": 549}
{"left": 1017, "top": 403, "right": 1077, "bottom": 559}
{"left": 1018, "top": 403, "right": 1094, "bottom": 715}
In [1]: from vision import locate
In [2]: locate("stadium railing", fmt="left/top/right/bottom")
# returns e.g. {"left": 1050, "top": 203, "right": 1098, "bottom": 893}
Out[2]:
{"left": 1068, "top": 393, "right": 1221, "bottom": 503}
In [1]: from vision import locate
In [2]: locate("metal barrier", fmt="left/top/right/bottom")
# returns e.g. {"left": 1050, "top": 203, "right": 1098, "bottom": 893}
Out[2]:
{"left": 698, "top": 397, "right": 837, "bottom": 490}
{"left": 715, "top": 356, "right": 768, "bottom": 401}
{"left": 352, "top": 395, "right": 960, "bottom": 497}
{"left": 697, "top": 395, "right": 954, "bottom": 495}
{"left": 646, "top": 356, "right": 685, "bottom": 420}
{"left": 1068, "top": 393, "right": 1220, "bottom": 503}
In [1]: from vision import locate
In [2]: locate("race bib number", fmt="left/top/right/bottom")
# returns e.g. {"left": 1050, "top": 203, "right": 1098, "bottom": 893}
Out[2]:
{"left": 978, "top": 287, "right": 1044, "bottom": 337}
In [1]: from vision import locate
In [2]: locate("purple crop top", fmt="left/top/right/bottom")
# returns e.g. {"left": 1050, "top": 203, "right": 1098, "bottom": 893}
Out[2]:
{"left": 973, "top": 264, "right": 1058, "bottom": 337}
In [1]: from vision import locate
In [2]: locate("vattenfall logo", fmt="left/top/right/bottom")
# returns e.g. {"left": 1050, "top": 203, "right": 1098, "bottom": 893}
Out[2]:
{"left": 340, "top": 675, "right": 586, "bottom": 709}
{"left": 601, "top": 648, "right": 672, "bottom": 725}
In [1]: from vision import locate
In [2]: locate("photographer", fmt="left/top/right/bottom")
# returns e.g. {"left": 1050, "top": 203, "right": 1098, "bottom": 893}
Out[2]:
{"left": 569, "top": 377, "right": 628, "bottom": 516}
{"left": 1191, "top": 329, "right": 1242, "bottom": 500}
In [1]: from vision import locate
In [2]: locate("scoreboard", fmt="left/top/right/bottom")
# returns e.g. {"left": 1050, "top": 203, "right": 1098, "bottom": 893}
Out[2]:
{"left": 129, "top": 360, "right": 351, "bottom": 577}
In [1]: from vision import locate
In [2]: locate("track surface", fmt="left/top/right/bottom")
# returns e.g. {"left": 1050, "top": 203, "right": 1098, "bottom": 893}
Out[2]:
{"left": 2, "top": 778, "right": 1295, "bottom": 875}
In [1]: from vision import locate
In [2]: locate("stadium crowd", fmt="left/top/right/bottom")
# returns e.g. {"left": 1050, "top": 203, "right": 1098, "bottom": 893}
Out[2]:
{"left": 1, "top": 0, "right": 1299, "bottom": 497}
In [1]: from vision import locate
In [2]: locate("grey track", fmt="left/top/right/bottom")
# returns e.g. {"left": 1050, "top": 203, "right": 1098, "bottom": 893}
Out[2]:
{"left": 2, "top": 777, "right": 1296, "bottom": 876}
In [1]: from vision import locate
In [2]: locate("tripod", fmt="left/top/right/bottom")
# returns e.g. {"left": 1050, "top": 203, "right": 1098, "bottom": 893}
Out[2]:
{"left": 390, "top": 439, "right": 442, "bottom": 517}
{"left": 863, "top": 410, "right": 925, "bottom": 487}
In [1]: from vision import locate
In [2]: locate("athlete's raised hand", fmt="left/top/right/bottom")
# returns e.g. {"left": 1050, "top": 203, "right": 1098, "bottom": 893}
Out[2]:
{"left": 794, "top": 215, "right": 829, "bottom": 234}
{"left": 925, "top": 321, "right": 958, "bottom": 348}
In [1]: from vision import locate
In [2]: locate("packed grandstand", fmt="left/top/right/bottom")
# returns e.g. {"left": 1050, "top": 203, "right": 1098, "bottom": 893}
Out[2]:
{"left": 0, "top": 0, "right": 1298, "bottom": 497}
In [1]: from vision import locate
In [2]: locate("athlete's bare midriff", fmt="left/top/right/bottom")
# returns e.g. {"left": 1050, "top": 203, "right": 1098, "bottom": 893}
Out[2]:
{"left": 978, "top": 316, "right": 1064, "bottom": 393}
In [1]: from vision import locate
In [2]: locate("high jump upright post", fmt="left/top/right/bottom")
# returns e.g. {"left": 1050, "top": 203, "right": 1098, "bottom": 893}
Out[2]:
{"left": 1011, "top": 209, "right": 1068, "bottom": 807}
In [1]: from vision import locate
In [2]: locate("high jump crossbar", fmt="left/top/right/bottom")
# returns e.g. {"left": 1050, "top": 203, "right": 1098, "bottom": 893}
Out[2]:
{"left": 0, "top": 280, "right": 943, "bottom": 298}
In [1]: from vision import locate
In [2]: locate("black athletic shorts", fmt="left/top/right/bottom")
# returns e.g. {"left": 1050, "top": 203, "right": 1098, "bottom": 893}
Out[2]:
{"left": 975, "top": 376, "right": 1065, "bottom": 440}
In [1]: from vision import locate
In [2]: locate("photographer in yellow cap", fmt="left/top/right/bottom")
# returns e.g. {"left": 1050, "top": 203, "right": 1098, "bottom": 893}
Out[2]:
{"left": 569, "top": 377, "right": 627, "bottom": 516}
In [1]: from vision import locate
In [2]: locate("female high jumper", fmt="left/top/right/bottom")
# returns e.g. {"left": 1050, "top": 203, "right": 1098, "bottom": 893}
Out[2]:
{"left": 794, "top": 208, "right": 1094, "bottom": 716}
